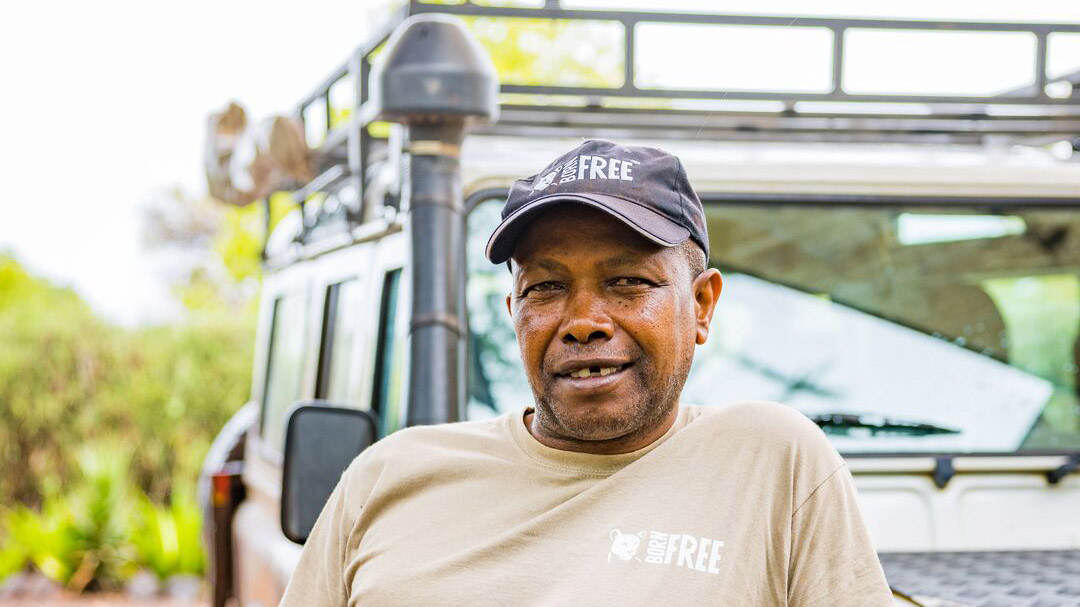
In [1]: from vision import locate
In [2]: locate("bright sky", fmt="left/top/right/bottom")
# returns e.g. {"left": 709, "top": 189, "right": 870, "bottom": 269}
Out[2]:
{"left": 0, "top": 0, "right": 391, "bottom": 325}
{"left": 1, "top": 0, "right": 1078, "bottom": 326}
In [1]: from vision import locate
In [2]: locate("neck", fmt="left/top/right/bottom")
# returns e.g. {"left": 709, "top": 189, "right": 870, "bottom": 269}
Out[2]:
{"left": 523, "top": 405, "right": 680, "bottom": 455}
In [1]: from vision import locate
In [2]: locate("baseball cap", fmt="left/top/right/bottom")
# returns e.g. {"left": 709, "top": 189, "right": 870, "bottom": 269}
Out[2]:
{"left": 485, "top": 139, "right": 710, "bottom": 265}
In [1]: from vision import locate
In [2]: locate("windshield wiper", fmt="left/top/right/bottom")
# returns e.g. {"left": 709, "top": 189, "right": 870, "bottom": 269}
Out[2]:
{"left": 810, "top": 413, "right": 960, "bottom": 437}
{"left": 1048, "top": 454, "right": 1080, "bottom": 485}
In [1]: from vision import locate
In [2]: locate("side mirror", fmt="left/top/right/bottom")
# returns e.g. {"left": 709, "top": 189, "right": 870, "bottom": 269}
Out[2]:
{"left": 281, "top": 402, "right": 378, "bottom": 544}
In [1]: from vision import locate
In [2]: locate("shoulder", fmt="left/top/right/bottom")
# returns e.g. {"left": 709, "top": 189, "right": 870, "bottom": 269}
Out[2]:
{"left": 679, "top": 401, "right": 844, "bottom": 498}
{"left": 684, "top": 400, "right": 832, "bottom": 450}
{"left": 328, "top": 414, "right": 515, "bottom": 522}
{"left": 370, "top": 415, "right": 509, "bottom": 458}
{"left": 338, "top": 414, "right": 511, "bottom": 484}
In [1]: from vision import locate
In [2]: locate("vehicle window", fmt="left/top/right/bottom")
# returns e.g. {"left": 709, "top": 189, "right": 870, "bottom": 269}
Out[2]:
{"left": 317, "top": 278, "right": 367, "bottom": 407}
{"left": 467, "top": 200, "right": 525, "bottom": 421}
{"left": 465, "top": 197, "right": 1080, "bottom": 455}
{"left": 315, "top": 283, "right": 340, "bottom": 400}
{"left": 372, "top": 269, "right": 405, "bottom": 435}
{"left": 261, "top": 291, "right": 310, "bottom": 452}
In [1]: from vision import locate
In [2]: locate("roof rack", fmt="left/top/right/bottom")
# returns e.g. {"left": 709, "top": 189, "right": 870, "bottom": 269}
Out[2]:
{"left": 286, "top": 0, "right": 1080, "bottom": 234}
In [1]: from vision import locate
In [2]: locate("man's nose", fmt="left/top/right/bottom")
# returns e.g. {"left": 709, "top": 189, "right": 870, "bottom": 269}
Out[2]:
{"left": 560, "top": 292, "right": 615, "bottom": 344}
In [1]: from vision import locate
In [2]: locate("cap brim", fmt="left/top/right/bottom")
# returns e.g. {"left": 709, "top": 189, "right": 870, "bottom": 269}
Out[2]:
{"left": 484, "top": 192, "right": 692, "bottom": 264}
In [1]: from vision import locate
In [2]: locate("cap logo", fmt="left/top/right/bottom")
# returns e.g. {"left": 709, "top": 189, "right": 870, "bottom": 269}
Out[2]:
{"left": 488, "top": 140, "right": 709, "bottom": 265}
{"left": 532, "top": 164, "right": 562, "bottom": 192}
{"left": 531, "top": 154, "right": 638, "bottom": 196}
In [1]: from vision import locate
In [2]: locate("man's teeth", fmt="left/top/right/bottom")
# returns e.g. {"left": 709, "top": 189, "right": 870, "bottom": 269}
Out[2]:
{"left": 569, "top": 366, "right": 621, "bottom": 378}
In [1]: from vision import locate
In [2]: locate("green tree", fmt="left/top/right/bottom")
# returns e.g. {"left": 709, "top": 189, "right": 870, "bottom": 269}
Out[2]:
{"left": 0, "top": 255, "right": 114, "bottom": 507}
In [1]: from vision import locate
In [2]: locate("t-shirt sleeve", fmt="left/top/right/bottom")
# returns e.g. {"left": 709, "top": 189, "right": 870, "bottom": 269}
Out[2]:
{"left": 277, "top": 456, "right": 365, "bottom": 607}
{"left": 787, "top": 465, "right": 894, "bottom": 607}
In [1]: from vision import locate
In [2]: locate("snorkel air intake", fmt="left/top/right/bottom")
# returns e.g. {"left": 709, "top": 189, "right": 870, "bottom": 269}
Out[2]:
{"left": 371, "top": 14, "right": 498, "bottom": 426}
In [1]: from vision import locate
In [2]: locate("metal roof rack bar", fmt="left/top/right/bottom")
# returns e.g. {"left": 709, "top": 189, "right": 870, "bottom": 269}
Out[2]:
{"left": 290, "top": 3, "right": 410, "bottom": 231}
{"left": 411, "top": 0, "right": 1080, "bottom": 107}
{"left": 280, "top": 0, "right": 1080, "bottom": 240}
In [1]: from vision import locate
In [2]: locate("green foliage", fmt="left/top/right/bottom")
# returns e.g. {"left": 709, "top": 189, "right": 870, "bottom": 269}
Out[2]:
{"left": 0, "top": 441, "right": 208, "bottom": 590}
{"left": 0, "top": 254, "right": 254, "bottom": 508}
{"left": 129, "top": 483, "right": 205, "bottom": 581}
{"left": 0, "top": 240, "right": 250, "bottom": 592}
{"left": 0, "top": 255, "right": 116, "bottom": 508}
{"left": 0, "top": 524, "right": 27, "bottom": 583}
{"left": 466, "top": 16, "right": 622, "bottom": 89}
{"left": 111, "top": 319, "right": 253, "bottom": 501}
{"left": 215, "top": 203, "right": 264, "bottom": 286}
{"left": 4, "top": 443, "right": 136, "bottom": 592}
{"left": 6, "top": 502, "right": 81, "bottom": 587}
{"left": 0, "top": 256, "right": 91, "bottom": 316}
{"left": 141, "top": 188, "right": 266, "bottom": 317}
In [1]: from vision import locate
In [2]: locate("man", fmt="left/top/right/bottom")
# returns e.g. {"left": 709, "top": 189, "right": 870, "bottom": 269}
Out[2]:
{"left": 279, "top": 140, "right": 893, "bottom": 606}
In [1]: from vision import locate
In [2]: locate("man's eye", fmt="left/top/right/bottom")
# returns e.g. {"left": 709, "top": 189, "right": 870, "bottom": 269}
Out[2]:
{"left": 523, "top": 281, "right": 562, "bottom": 296}
{"left": 611, "top": 277, "right": 650, "bottom": 287}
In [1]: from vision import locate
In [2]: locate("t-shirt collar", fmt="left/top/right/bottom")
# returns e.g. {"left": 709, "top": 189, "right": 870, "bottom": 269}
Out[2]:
{"left": 507, "top": 405, "right": 688, "bottom": 475}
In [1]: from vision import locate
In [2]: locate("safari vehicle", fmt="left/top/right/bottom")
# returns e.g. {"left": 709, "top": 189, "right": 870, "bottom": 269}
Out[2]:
{"left": 200, "top": 2, "right": 1080, "bottom": 606}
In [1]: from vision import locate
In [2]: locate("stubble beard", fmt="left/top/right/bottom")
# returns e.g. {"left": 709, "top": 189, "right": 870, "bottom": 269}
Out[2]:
{"left": 530, "top": 353, "right": 693, "bottom": 445}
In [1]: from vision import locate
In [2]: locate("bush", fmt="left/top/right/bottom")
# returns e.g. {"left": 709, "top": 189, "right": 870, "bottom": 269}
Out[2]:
{"left": 0, "top": 254, "right": 253, "bottom": 592}
{"left": 104, "top": 318, "right": 253, "bottom": 502}
{"left": 0, "top": 525, "right": 27, "bottom": 584}
{"left": 129, "top": 483, "right": 205, "bottom": 581}
{"left": 4, "top": 443, "right": 136, "bottom": 592}
{"left": 0, "top": 254, "right": 253, "bottom": 507}
{"left": 1, "top": 442, "right": 210, "bottom": 592}
{"left": 0, "top": 255, "right": 116, "bottom": 509}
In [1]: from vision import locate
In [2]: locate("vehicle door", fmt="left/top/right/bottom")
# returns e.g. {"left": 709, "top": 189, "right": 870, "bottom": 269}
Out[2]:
{"left": 233, "top": 238, "right": 377, "bottom": 606}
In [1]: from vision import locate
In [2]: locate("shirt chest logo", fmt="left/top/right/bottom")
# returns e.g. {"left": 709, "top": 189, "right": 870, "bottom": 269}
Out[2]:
{"left": 608, "top": 528, "right": 725, "bottom": 575}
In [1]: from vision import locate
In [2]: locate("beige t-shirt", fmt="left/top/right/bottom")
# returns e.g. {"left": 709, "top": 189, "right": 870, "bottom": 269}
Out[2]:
{"left": 279, "top": 401, "right": 893, "bottom": 606}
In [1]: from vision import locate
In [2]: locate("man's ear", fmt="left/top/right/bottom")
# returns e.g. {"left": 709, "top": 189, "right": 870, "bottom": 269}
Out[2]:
{"left": 505, "top": 258, "right": 517, "bottom": 321}
{"left": 692, "top": 269, "right": 723, "bottom": 345}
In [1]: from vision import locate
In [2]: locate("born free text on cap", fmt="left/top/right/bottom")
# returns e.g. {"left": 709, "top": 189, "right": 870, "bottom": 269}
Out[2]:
{"left": 484, "top": 139, "right": 710, "bottom": 265}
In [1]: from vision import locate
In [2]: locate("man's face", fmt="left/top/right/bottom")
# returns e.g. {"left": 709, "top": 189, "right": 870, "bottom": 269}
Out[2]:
{"left": 507, "top": 204, "right": 721, "bottom": 450}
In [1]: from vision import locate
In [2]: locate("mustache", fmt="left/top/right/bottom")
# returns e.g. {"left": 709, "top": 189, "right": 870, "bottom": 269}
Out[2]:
{"left": 542, "top": 344, "right": 646, "bottom": 376}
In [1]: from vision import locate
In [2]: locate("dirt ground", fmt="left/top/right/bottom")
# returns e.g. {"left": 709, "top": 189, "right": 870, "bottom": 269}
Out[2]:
{"left": 0, "top": 596, "right": 207, "bottom": 607}
{"left": 0, "top": 570, "right": 209, "bottom": 607}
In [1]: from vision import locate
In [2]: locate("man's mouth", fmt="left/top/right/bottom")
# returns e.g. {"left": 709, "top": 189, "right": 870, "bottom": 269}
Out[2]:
{"left": 550, "top": 359, "right": 636, "bottom": 394}
{"left": 566, "top": 364, "right": 626, "bottom": 379}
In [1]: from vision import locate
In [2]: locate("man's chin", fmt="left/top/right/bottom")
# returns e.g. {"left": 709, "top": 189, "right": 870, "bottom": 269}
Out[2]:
{"left": 537, "top": 397, "right": 650, "bottom": 442}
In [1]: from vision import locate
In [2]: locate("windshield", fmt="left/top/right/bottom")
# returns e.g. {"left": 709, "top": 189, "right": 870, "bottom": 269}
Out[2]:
{"left": 466, "top": 197, "right": 1080, "bottom": 455}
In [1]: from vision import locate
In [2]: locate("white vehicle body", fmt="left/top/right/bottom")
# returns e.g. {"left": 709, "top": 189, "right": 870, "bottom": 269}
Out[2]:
{"left": 200, "top": 5, "right": 1080, "bottom": 607}
{"left": 224, "top": 136, "right": 1080, "bottom": 606}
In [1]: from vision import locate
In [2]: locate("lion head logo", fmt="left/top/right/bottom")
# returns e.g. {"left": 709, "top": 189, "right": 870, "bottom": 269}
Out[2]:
{"left": 531, "top": 165, "right": 562, "bottom": 193}
{"left": 608, "top": 529, "right": 645, "bottom": 562}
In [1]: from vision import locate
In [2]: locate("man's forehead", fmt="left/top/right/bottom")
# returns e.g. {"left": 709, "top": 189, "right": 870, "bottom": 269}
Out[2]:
{"left": 511, "top": 203, "right": 665, "bottom": 266}
{"left": 518, "top": 251, "right": 652, "bottom": 273}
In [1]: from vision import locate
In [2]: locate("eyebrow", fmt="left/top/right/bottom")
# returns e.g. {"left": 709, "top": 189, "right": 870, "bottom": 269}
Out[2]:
{"left": 532, "top": 258, "right": 570, "bottom": 273}
{"left": 518, "top": 253, "right": 649, "bottom": 275}
{"left": 598, "top": 252, "right": 647, "bottom": 270}
{"left": 513, "top": 257, "right": 570, "bottom": 279}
